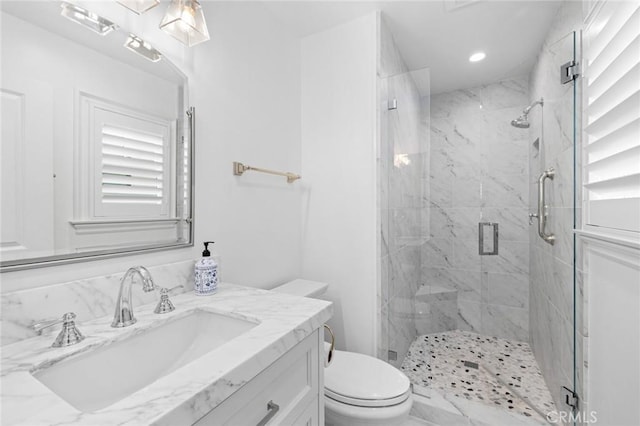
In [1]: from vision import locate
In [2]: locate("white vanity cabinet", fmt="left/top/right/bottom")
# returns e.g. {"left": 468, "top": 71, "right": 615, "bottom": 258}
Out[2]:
{"left": 194, "top": 329, "right": 324, "bottom": 426}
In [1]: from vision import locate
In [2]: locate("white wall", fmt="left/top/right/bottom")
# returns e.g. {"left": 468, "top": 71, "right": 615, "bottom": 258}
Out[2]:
{"left": 187, "top": 2, "right": 302, "bottom": 289}
{"left": 300, "top": 13, "right": 378, "bottom": 355}
{"left": 1, "top": 1, "right": 302, "bottom": 292}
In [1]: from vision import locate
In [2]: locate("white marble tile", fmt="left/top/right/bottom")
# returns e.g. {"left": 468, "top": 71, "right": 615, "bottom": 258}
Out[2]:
{"left": 482, "top": 304, "right": 529, "bottom": 342}
{"left": 429, "top": 88, "right": 483, "bottom": 118}
{"left": 411, "top": 390, "right": 471, "bottom": 426}
{"left": 483, "top": 137, "right": 529, "bottom": 177}
{"left": 483, "top": 106, "right": 532, "bottom": 144}
{"left": 393, "top": 246, "right": 422, "bottom": 300}
{"left": 380, "top": 254, "right": 390, "bottom": 306}
{"left": 482, "top": 241, "right": 529, "bottom": 275}
{"left": 379, "top": 302, "right": 390, "bottom": 360}
{"left": 415, "top": 297, "right": 458, "bottom": 335}
{"left": 484, "top": 272, "right": 529, "bottom": 309}
{"left": 481, "top": 207, "right": 529, "bottom": 242}
{"left": 423, "top": 238, "right": 454, "bottom": 269}
{"left": 482, "top": 173, "right": 529, "bottom": 209}
{"left": 429, "top": 207, "right": 454, "bottom": 239}
{"left": 458, "top": 301, "right": 482, "bottom": 333}
{"left": 452, "top": 240, "right": 481, "bottom": 271}
{"left": 402, "top": 415, "right": 440, "bottom": 426}
{"left": 479, "top": 76, "right": 529, "bottom": 111}
{"left": 449, "top": 208, "right": 482, "bottom": 240}
{"left": 452, "top": 176, "right": 482, "bottom": 208}
{"left": 388, "top": 296, "right": 417, "bottom": 367}
{"left": 380, "top": 207, "right": 390, "bottom": 258}
{"left": 428, "top": 173, "right": 453, "bottom": 208}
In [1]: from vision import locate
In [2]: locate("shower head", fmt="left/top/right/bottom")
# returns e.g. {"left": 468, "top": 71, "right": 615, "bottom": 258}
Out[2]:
{"left": 511, "top": 115, "right": 530, "bottom": 128}
{"left": 510, "top": 97, "right": 543, "bottom": 128}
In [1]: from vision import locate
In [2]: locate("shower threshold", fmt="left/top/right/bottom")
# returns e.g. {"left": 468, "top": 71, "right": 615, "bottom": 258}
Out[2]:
{"left": 401, "top": 330, "right": 557, "bottom": 425}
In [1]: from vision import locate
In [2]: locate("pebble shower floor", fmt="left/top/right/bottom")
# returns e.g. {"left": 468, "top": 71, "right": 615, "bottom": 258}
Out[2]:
{"left": 401, "top": 330, "right": 557, "bottom": 422}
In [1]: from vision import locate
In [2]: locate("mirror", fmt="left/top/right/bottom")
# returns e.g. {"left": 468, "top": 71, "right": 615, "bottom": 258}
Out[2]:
{"left": 0, "top": 2, "right": 193, "bottom": 271}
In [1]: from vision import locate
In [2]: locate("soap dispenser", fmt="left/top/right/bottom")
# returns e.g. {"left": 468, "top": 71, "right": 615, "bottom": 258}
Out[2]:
{"left": 195, "top": 241, "right": 218, "bottom": 296}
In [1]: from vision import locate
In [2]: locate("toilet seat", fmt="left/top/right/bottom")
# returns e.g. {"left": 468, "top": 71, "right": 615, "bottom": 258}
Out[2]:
{"left": 324, "top": 350, "right": 411, "bottom": 408}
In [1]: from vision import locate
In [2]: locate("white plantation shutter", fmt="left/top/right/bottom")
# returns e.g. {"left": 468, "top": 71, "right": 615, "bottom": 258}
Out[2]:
{"left": 92, "top": 107, "right": 174, "bottom": 218}
{"left": 101, "top": 125, "right": 164, "bottom": 205}
{"left": 182, "top": 130, "right": 190, "bottom": 212}
{"left": 584, "top": 0, "right": 640, "bottom": 233}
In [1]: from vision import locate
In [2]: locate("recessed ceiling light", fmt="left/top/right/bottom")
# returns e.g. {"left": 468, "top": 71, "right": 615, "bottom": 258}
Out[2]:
{"left": 469, "top": 52, "right": 486, "bottom": 63}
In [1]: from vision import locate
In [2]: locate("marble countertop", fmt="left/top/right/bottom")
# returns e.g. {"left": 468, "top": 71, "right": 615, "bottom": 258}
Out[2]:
{"left": 1, "top": 283, "right": 333, "bottom": 425}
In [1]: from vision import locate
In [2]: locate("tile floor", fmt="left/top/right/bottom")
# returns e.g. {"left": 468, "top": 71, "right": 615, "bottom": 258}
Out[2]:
{"left": 401, "top": 330, "right": 556, "bottom": 423}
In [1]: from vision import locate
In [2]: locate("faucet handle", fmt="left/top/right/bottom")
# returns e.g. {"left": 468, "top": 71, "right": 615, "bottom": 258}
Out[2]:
{"left": 33, "top": 312, "right": 85, "bottom": 348}
{"left": 154, "top": 285, "right": 184, "bottom": 314}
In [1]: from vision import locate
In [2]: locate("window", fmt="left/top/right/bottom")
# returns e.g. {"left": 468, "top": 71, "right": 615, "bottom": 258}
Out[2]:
{"left": 78, "top": 94, "right": 176, "bottom": 222}
{"left": 584, "top": 0, "right": 640, "bottom": 233}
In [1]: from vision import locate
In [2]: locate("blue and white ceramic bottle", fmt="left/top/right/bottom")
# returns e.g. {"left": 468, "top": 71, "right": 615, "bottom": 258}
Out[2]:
{"left": 195, "top": 241, "right": 218, "bottom": 295}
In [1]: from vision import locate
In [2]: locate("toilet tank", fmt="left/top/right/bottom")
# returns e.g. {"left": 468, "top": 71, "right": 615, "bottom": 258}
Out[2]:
{"left": 271, "top": 279, "right": 328, "bottom": 298}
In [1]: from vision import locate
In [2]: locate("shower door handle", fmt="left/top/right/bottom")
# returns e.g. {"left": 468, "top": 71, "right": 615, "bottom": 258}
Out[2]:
{"left": 531, "top": 167, "right": 555, "bottom": 245}
{"left": 479, "top": 222, "right": 499, "bottom": 255}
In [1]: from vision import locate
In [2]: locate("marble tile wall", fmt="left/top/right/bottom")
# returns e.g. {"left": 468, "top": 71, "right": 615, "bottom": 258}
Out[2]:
{"left": 424, "top": 77, "right": 531, "bottom": 343}
{"left": 1, "top": 259, "right": 196, "bottom": 346}
{"left": 528, "top": 0, "right": 584, "bottom": 416}
{"left": 377, "top": 16, "right": 428, "bottom": 367}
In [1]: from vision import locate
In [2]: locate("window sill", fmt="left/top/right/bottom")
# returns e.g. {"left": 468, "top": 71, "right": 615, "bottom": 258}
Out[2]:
{"left": 575, "top": 228, "right": 640, "bottom": 251}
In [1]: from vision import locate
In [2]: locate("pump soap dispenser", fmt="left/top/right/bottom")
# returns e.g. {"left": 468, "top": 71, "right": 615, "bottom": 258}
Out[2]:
{"left": 195, "top": 241, "right": 218, "bottom": 296}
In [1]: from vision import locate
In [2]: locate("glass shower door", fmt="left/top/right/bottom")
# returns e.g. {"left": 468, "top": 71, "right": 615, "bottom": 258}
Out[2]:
{"left": 522, "top": 29, "right": 580, "bottom": 418}
{"left": 378, "top": 67, "right": 430, "bottom": 368}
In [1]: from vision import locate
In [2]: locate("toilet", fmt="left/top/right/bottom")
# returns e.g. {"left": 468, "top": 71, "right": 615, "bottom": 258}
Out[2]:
{"left": 272, "top": 279, "right": 413, "bottom": 426}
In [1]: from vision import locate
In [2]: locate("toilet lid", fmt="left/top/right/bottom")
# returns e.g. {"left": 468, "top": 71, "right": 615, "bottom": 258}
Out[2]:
{"left": 324, "top": 350, "right": 411, "bottom": 407}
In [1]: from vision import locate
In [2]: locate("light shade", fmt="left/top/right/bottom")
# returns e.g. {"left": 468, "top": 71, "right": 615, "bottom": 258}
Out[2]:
{"left": 60, "top": 2, "right": 118, "bottom": 36}
{"left": 469, "top": 52, "right": 486, "bottom": 62}
{"left": 117, "top": 0, "right": 160, "bottom": 15}
{"left": 159, "top": 0, "right": 209, "bottom": 47}
{"left": 124, "top": 34, "right": 162, "bottom": 62}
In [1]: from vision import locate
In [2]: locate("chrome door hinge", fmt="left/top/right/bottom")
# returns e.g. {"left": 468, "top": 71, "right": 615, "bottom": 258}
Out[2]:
{"left": 561, "top": 386, "right": 579, "bottom": 411}
{"left": 561, "top": 60, "right": 579, "bottom": 84}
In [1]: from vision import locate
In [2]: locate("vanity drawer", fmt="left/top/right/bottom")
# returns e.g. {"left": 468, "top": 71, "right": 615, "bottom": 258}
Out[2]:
{"left": 282, "top": 397, "right": 319, "bottom": 426}
{"left": 195, "top": 330, "right": 320, "bottom": 425}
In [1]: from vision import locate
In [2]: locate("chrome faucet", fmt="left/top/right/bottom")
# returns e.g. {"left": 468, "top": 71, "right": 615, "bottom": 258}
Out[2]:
{"left": 112, "top": 266, "right": 157, "bottom": 328}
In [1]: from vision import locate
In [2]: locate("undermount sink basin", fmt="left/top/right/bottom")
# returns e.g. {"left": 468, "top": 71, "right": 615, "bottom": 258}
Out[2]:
{"left": 32, "top": 310, "right": 258, "bottom": 412}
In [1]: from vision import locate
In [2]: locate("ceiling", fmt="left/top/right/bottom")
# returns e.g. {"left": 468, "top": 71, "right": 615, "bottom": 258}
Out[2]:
{"left": 261, "top": 0, "right": 563, "bottom": 94}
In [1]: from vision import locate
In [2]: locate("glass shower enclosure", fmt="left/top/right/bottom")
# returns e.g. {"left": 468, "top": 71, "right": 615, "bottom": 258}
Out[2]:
{"left": 377, "top": 29, "right": 581, "bottom": 422}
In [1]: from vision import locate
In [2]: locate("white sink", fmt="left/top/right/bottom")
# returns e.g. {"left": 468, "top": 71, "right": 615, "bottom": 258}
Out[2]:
{"left": 32, "top": 310, "right": 258, "bottom": 412}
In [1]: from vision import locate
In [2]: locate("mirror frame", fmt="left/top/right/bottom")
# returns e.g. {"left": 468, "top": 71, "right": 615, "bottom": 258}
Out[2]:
{"left": 0, "top": 106, "right": 195, "bottom": 273}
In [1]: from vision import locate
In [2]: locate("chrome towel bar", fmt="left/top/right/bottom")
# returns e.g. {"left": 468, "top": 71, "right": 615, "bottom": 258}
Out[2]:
{"left": 233, "top": 162, "right": 301, "bottom": 183}
{"left": 529, "top": 167, "right": 555, "bottom": 245}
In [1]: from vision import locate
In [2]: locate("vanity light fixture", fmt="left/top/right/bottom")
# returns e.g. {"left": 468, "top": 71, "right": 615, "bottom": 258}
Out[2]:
{"left": 117, "top": 0, "right": 160, "bottom": 15}
{"left": 124, "top": 34, "right": 162, "bottom": 62}
{"left": 469, "top": 51, "right": 486, "bottom": 62}
{"left": 159, "top": 0, "right": 210, "bottom": 47}
{"left": 60, "top": 2, "right": 118, "bottom": 36}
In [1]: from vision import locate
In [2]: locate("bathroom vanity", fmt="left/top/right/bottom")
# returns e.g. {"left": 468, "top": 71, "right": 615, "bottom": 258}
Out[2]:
{"left": 0, "top": 283, "right": 332, "bottom": 425}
